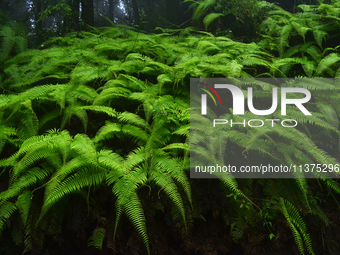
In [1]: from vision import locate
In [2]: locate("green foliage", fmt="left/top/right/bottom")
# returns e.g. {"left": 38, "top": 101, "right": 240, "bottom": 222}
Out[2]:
{"left": 88, "top": 227, "right": 106, "bottom": 250}
{"left": 186, "top": 0, "right": 276, "bottom": 39}
{"left": 37, "top": 0, "right": 72, "bottom": 23}
{"left": 1, "top": 2, "right": 340, "bottom": 253}
{"left": 260, "top": 1, "right": 340, "bottom": 77}
{"left": 280, "top": 198, "right": 314, "bottom": 255}
{"left": 0, "top": 10, "right": 27, "bottom": 70}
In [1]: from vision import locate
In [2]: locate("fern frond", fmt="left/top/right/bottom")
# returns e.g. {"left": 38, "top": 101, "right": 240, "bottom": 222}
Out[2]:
{"left": 316, "top": 53, "right": 340, "bottom": 75}
{"left": 230, "top": 218, "right": 247, "bottom": 241}
{"left": 0, "top": 201, "right": 17, "bottom": 235}
{"left": 41, "top": 168, "right": 106, "bottom": 219}
{"left": 93, "top": 87, "right": 131, "bottom": 105}
{"left": 280, "top": 198, "right": 315, "bottom": 255}
{"left": 113, "top": 169, "right": 149, "bottom": 254}
{"left": 192, "top": 0, "right": 217, "bottom": 20}
{"left": 93, "top": 122, "right": 121, "bottom": 143}
{"left": 88, "top": 227, "right": 106, "bottom": 250}
{"left": 151, "top": 169, "right": 187, "bottom": 229}
{"left": 80, "top": 105, "right": 117, "bottom": 117}
{"left": 279, "top": 24, "right": 292, "bottom": 55}
{"left": 203, "top": 13, "right": 224, "bottom": 31}
{"left": 118, "top": 112, "right": 148, "bottom": 129}
{"left": 16, "top": 190, "right": 31, "bottom": 225}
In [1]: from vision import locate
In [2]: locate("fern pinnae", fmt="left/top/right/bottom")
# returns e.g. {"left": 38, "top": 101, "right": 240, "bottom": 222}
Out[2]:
{"left": 42, "top": 157, "right": 88, "bottom": 199}
{"left": 0, "top": 167, "right": 52, "bottom": 204}
{"left": 0, "top": 201, "right": 17, "bottom": 235}
{"left": 98, "top": 151, "right": 125, "bottom": 181}
{"left": 124, "top": 147, "right": 148, "bottom": 171}
{"left": 316, "top": 53, "right": 340, "bottom": 75}
{"left": 118, "top": 111, "right": 148, "bottom": 129}
{"left": 280, "top": 198, "right": 315, "bottom": 255}
{"left": 93, "top": 87, "right": 131, "bottom": 105}
{"left": 167, "top": 157, "right": 192, "bottom": 206}
{"left": 93, "top": 121, "right": 121, "bottom": 143}
{"left": 88, "top": 227, "right": 106, "bottom": 250}
{"left": 294, "top": 177, "right": 312, "bottom": 213}
{"left": 15, "top": 190, "right": 31, "bottom": 226}
{"left": 112, "top": 169, "right": 149, "bottom": 254}
{"left": 121, "top": 124, "right": 149, "bottom": 144}
{"left": 151, "top": 169, "right": 187, "bottom": 230}
{"left": 10, "top": 147, "right": 56, "bottom": 184}
{"left": 39, "top": 168, "right": 106, "bottom": 223}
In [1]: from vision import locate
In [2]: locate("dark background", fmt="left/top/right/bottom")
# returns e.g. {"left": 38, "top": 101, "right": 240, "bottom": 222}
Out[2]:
{"left": 1, "top": 0, "right": 319, "bottom": 47}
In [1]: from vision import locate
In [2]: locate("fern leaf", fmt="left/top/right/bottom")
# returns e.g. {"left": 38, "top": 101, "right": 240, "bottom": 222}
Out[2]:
{"left": 291, "top": 21, "right": 310, "bottom": 40}
{"left": 203, "top": 13, "right": 224, "bottom": 31}
{"left": 192, "top": 0, "right": 217, "bottom": 20}
{"left": 113, "top": 170, "right": 149, "bottom": 254}
{"left": 80, "top": 105, "right": 117, "bottom": 118}
{"left": 280, "top": 198, "right": 315, "bottom": 255}
{"left": 16, "top": 190, "right": 31, "bottom": 225}
{"left": 313, "top": 29, "right": 327, "bottom": 48}
{"left": 118, "top": 112, "right": 148, "bottom": 129}
{"left": 88, "top": 227, "right": 106, "bottom": 250}
{"left": 0, "top": 26, "right": 15, "bottom": 61}
{"left": 316, "top": 53, "right": 340, "bottom": 75}
{"left": 279, "top": 24, "right": 292, "bottom": 55}
{"left": 93, "top": 122, "right": 121, "bottom": 143}
{"left": 152, "top": 170, "right": 187, "bottom": 229}
{"left": 41, "top": 168, "right": 106, "bottom": 219}
{"left": 0, "top": 201, "right": 17, "bottom": 235}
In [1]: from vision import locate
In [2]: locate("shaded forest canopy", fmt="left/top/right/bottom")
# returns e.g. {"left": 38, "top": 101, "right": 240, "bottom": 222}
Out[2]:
{"left": 1, "top": 0, "right": 340, "bottom": 255}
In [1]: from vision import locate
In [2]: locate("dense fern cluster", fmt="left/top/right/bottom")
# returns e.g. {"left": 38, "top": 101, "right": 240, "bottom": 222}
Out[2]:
{"left": 260, "top": 2, "right": 340, "bottom": 77}
{"left": 184, "top": 0, "right": 277, "bottom": 39}
{"left": 1, "top": 1, "right": 340, "bottom": 254}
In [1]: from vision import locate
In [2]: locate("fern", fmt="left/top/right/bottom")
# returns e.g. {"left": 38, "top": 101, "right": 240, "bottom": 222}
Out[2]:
{"left": 88, "top": 227, "right": 106, "bottom": 250}
{"left": 315, "top": 53, "right": 340, "bottom": 75}
{"left": 111, "top": 166, "right": 149, "bottom": 254}
{"left": 16, "top": 190, "right": 31, "bottom": 226}
{"left": 280, "top": 198, "right": 315, "bottom": 255}
{"left": 0, "top": 201, "right": 17, "bottom": 235}
{"left": 203, "top": 13, "right": 224, "bottom": 31}
{"left": 0, "top": 19, "right": 27, "bottom": 64}
{"left": 1, "top": 9, "right": 340, "bottom": 253}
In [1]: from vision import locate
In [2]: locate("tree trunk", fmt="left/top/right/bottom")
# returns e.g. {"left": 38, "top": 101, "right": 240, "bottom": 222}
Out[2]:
{"left": 82, "top": 0, "right": 94, "bottom": 27}
{"left": 34, "top": 0, "right": 42, "bottom": 30}
{"left": 69, "top": 0, "right": 80, "bottom": 30}
{"left": 109, "top": 0, "right": 114, "bottom": 22}
{"left": 131, "top": 0, "right": 140, "bottom": 28}
{"left": 166, "top": 0, "right": 178, "bottom": 25}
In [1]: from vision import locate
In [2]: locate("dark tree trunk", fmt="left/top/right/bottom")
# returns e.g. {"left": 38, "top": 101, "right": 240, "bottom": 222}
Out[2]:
{"left": 31, "top": 0, "right": 44, "bottom": 47}
{"left": 34, "top": 0, "right": 42, "bottom": 30}
{"left": 165, "top": 0, "right": 178, "bottom": 25}
{"left": 69, "top": 0, "right": 80, "bottom": 30}
{"left": 109, "top": 0, "right": 114, "bottom": 22}
{"left": 131, "top": 0, "right": 140, "bottom": 28}
{"left": 81, "top": 0, "right": 94, "bottom": 27}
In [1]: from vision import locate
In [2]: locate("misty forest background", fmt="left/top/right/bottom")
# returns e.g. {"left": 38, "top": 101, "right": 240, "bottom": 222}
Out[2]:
{"left": 2, "top": 0, "right": 340, "bottom": 254}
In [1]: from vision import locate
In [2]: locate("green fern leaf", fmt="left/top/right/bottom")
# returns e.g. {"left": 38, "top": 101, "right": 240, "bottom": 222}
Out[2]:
{"left": 16, "top": 190, "right": 31, "bottom": 225}
{"left": 316, "top": 53, "right": 340, "bottom": 75}
{"left": 88, "top": 227, "right": 106, "bottom": 250}
{"left": 203, "top": 13, "right": 224, "bottom": 31}
{"left": 0, "top": 201, "right": 17, "bottom": 235}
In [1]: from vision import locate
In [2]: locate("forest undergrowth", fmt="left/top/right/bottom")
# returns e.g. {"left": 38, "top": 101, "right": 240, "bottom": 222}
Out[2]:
{"left": 1, "top": 1, "right": 340, "bottom": 254}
